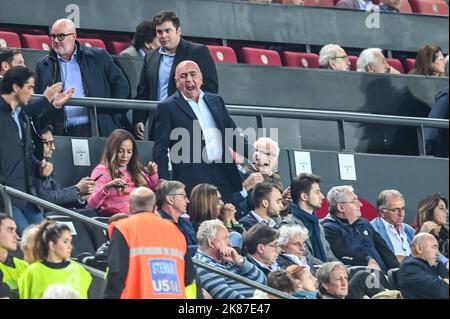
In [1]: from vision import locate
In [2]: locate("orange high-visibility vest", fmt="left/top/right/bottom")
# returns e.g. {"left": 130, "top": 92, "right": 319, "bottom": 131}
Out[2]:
{"left": 111, "top": 212, "right": 187, "bottom": 299}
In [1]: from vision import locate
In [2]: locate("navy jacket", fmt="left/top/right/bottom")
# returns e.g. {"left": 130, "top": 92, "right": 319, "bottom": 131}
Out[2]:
{"left": 32, "top": 174, "right": 82, "bottom": 208}
{"left": 153, "top": 90, "right": 253, "bottom": 194}
{"left": 133, "top": 38, "right": 218, "bottom": 140}
{"left": 34, "top": 41, "right": 130, "bottom": 136}
{"left": 159, "top": 210, "right": 197, "bottom": 247}
{"left": 321, "top": 213, "right": 397, "bottom": 273}
{"left": 398, "top": 256, "right": 449, "bottom": 299}
{"left": 424, "top": 88, "right": 449, "bottom": 157}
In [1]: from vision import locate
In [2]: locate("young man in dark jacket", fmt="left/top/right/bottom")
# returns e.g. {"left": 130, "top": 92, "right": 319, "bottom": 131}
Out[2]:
{"left": 0, "top": 67, "right": 48, "bottom": 236}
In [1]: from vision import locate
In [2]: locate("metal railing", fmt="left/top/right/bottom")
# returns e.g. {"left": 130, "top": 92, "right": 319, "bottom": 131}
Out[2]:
{"left": 0, "top": 184, "right": 293, "bottom": 299}
{"left": 32, "top": 95, "right": 449, "bottom": 156}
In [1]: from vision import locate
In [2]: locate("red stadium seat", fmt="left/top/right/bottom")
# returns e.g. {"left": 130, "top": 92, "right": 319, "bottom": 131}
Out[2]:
{"left": 21, "top": 34, "right": 51, "bottom": 50}
{"left": 304, "top": 0, "right": 335, "bottom": 8}
{"left": 108, "top": 40, "right": 131, "bottom": 55}
{"left": 0, "top": 31, "right": 21, "bottom": 48}
{"left": 410, "top": 0, "right": 449, "bottom": 16}
{"left": 240, "top": 47, "right": 282, "bottom": 66}
{"left": 400, "top": 0, "right": 413, "bottom": 13}
{"left": 403, "top": 58, "right": 416, "bottom": 73}
{"left": 386, "top": 58, "right": 405, "bottom": 74}
{"left": 78, "top": 38, "right": 106, "bottom": 49}
{"left": 282, "top": 51, "right": 320, "bottom": 68}
{"left": 316, "top": 197, "right": 379, "bottom": 221}
{"left": 348, "top": 55, "right": 358, "bottom": 71}
{"left": 207, "top": 45, "right": 238, "bottom": 64}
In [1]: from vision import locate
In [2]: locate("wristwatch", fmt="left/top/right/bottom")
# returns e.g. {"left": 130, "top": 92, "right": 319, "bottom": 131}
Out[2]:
{"left": 236, "top": 257, "right": 245, "bottom": 267}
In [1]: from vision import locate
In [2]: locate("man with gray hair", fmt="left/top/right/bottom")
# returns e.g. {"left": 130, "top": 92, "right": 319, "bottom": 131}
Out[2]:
{"left": 398, "top": 233, "right": 448, "bottom": 299}
{"left": 193, "top": 219, "right": 266, "bottom": 299}
{"left": 371, "top": 189, "right": 415, "bottom": 263}
{"left": 156, "top": 180, "right": 197, "bottom": 246}
{"left": 277, "top": 224, "right": 312, "bottom": 269}
{"left": 319, "top": 44, "right": 350, "bottom": 71}
{"left": 356, "top": 48, "right": 400, "bottom": 74}
{"left": 321, "top": 186, "right": 398, "bottom": 273}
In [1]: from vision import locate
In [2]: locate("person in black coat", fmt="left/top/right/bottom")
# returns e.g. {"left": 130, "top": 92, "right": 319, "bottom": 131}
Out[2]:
{"left": 32, "top": 125, "right": 97, "bottom": 212}
{"left": 132, "top": 11, "right": 218, "bottom": 141}
{"left": 153, "top": 60, "right": 253, "bottom": 196}
{"left": 398, "top": 233, "right": 449, "bottom": 299}
{"left": 35, "top": 19, "right": 130, "bottom": 138}
{"left": 0, "top": 67, "right": 48, "bottom": 236}
{"left": 424, "top": 87, "right": 449, "bottom": 158}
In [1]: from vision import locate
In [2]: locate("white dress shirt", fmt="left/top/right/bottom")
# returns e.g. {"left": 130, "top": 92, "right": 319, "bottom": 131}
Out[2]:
{"left": 381, "top": 217, "right": 411, "bottom": 256}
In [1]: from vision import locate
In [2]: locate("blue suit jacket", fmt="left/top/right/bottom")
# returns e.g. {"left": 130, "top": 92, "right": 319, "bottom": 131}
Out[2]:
{"left": 370, "top": 217, "right": 415, "bottom": 254}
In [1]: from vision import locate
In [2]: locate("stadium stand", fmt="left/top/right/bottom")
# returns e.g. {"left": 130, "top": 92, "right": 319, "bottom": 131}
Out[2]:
{"left": 77, "top": 37, "right": 106, "bottom": 49}
{"left": 207, "top": 45, "right": 238, "bottom": 64}
{"left": 0, "top": 31, "right": 21, "bottom": 48}
{"left": 281, "top": 51, "right": 320, "bottom": 68}
{"left": 20, "top": 34, "right": 51, "bottom": 50}
{"left": 240, "top": 47, "right": 282, "bottom": 66}
{"left": 410, "top": 0, "right": 449, "bottom": 16}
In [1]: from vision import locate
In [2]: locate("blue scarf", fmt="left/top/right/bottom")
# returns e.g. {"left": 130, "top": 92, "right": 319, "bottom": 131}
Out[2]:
{"left": 291, "top": 203, "right": 327, "bottom": 262}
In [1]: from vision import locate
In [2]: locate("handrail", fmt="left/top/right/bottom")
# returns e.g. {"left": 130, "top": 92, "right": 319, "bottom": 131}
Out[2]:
{"left": 32, "top": 95, "right": 449, "bottom": 129}
{"left": 0, "top": 184, "right": 108, "bottom": 231}
{"left": 0, "top": 183, "right": 293, "bottom": 299}
{"left": 191, "top": 258, "right": 295, "bottom": 299}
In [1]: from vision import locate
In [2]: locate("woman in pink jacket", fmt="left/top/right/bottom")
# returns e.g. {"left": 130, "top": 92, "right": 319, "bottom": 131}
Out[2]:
{"left": 88, "top": 129, "right": 159, "bottom": 215}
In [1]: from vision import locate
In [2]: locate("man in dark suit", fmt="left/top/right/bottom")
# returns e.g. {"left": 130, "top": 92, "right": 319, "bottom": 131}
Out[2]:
{"left": 35, "top": 19, "right": 130, "bottom": 138}
{"left": 398, "top": 233, "right": 449, "bottom": 299}
{"left": 153, "top": 60, "right": 253, "bottom": 197}
{"left": 133, "top": 11, "right": 218, "bottom": 141}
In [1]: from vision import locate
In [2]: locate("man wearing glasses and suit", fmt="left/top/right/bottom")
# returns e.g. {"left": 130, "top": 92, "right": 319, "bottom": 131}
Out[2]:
{"left": 35, "top": 19, "right": 130, "bottom": 137}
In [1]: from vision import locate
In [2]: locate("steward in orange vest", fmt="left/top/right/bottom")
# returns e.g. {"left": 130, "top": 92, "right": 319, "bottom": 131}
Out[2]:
{"left": 103, "top": 187, "right": 194, "bottom": 299}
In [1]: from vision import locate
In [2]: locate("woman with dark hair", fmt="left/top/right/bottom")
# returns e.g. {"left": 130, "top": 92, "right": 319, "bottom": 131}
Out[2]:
{"left": 410, "top": 45, "right": 446, "bottom": 76}
{"left": 18, "top": 221, "right": 92, "bottom": 299}
{"left": 415, "top": 193, "right": 449, "bottom": 254}
{"left": 189, "top": 183, "right": 244, "bottom": 250}
{"left": 87, "top": 129, "right": 159, "bottom": 215}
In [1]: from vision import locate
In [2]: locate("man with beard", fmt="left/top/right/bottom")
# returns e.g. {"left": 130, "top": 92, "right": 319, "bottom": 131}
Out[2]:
{"left": 239, "top": 182, "right": 284, "bottom": 231}
{"left": 280, "top": 173, "right": 338, "bottom": 265}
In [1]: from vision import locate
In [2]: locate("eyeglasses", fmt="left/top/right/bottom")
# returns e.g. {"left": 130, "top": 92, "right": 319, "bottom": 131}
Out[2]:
{"left": 333, "top": 55, "right": 348, "bottom": 60}
{"left": 339, "top": 198, "right": 360, "bottom": 205}
{"left": 266, "top": 242, "right": 280, "bottom": 249}
{"left": 169, "top": 193, "right": 187, "bottom": 199}
{"left": 41, "top": 140, "right": 55, "bottom": 147}
{"left": 383, "top": 207, "right": 406, "bottom": 214}
{"left": 256, "top": 150, "right": 277, "bottom": 159}
{"left": 49, "top": 33, "right": 74, "bottom": 41}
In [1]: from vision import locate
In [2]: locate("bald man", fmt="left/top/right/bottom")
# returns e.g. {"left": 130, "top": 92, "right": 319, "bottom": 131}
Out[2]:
{"left": 35, "top": 18, "right": 130, "bottom": 138}
{"left": 398, "top": 233, "right": 449, "bottom": 299}
{"left": 153, "top": 60, "right": 255, "bottom": 199}
{"left": 104, "top": 187, "right": 196, "bottom": 299}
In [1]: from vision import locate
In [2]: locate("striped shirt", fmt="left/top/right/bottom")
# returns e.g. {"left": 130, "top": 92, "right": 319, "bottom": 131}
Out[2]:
{"left": 193, "top": 250, "right": 266, "bottom": 299}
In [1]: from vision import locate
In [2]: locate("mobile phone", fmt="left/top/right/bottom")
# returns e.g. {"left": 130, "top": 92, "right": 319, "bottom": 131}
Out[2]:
{"left": 93, "top": 174, "right": 103, "bottom": 181}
